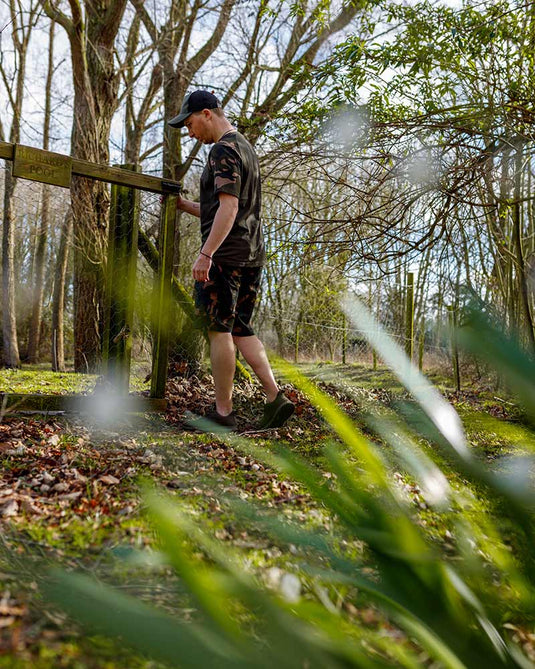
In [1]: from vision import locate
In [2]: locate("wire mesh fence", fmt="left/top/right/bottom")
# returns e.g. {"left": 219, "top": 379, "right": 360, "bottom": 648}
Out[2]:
{"left": 0, "top": 165, "right": 163, "bottom": 393}
{"left": 254, "top": 313, "right": 453, "bottom": 370}
{"left": 0, "top": 157, "right": 477, "bottom": 393}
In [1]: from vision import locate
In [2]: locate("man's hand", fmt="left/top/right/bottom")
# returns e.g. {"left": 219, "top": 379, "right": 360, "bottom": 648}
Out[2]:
{"left": 175, "top": 194, "right": 188, "bottom": 211}
{"left": 192, "top": 253, "right": 212, "bottom": 282}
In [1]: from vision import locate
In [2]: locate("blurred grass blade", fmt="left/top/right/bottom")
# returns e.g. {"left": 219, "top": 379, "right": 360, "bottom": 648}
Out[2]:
{"left": 145, "top": 488, "right": 246, "bottom": 642}
{"left": 223, "top": 431, "right": 432, "bottom": 560}
{"left": 458, "top": 305, "right": 535, "bottom": 420}
{"left": 222, "top": 433, "right": 374, "bottom": 527}
{"left": 341, "top": 296, "right": 470, "bottom": 461}
{"left": 43, "top": 570, "right": 250, "bottom": 669}
{"left": 272, "top": 356, "right": 392, "bottom": 489}
{"left": 145, "top": 488, "right": 363, "bottom": 669}
{"left": 357, "top": 414, "right": 450, "bottom": 508}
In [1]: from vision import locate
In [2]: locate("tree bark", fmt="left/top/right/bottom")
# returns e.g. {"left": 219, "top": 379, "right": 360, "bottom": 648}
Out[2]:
{"left": 2, "top": 166, "right": 20, "bottom": 367}
{"left": 512, "top": 142, "right": 535, "bottom": 352}
{"left": 28, "top": 20, "right": 55, "bottom": 363}
{"left": 41, "top": 0, "right": 128, "bottom": 371}
{"left": 0, "top": 0, "right": 38, "bottom": 367}
{"left": 51, "top": 209, "right": 73, "bottom": 372}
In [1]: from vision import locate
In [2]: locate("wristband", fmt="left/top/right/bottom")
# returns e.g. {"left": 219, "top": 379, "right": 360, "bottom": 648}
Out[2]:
{"left": 200, "top": 251, "right": 212, "bottom": 260}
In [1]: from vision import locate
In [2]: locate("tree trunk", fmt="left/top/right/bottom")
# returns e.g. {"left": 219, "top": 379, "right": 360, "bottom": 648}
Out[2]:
{"left": 70, "top": 177, "right": 108, "bottom": 372}
{"left": 42, "top": 0, "right": 128, "bottom": 372}
{"left": 28, "top": 21, "right": 55, "bottom": 363}
{"left": 0, "top": 0, "right": 38, "bottom": 367}
{"left": 27, "top": 183, "right": 50, "bottom": 362}
{"left": 52, "top": 210, "right": 73, "bottom": 372}
{"left": 1, "top": 166, "right": 20, "bottom": 368}
{"left": 512, "top": 142, "right": 535, "bottom": 352}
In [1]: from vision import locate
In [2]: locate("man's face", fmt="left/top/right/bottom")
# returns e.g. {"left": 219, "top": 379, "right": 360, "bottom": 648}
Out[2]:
{"left": 184, "top": 110, "right": 212, "bottom": 143}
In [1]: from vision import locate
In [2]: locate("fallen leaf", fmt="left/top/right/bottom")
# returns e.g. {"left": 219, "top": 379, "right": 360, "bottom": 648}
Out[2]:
{"left": 58, "top": 492, "right": 82, "bottom": 501}
{"left": 20, "top": 499, "right": 42, "bottom": 515}
{"left": 99, "top": 475, "right": 120, "bottom": 485}
{"left": 52, "top": 483, "right": 70, "bottom": 493}
{"left": 0, "top": 603, "right": 26, "bottom": 617}
{"left": 0, "top": 499, "right": 19, "bottom": 517}
{"left": 0, "top": 616, "right": 15, "bottom": 628}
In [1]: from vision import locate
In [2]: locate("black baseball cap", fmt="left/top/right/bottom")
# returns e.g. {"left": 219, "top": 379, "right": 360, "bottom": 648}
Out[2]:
{"left": 168, "top": 90, "right": 221, "bottom": 128}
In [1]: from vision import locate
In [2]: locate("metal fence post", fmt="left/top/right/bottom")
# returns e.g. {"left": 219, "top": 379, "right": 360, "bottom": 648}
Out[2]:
{"left": 342, "top": 313, "right": 347, "bottom": 364}
{"left": 418, "top": 321, "right": 425, "bottom": 371}
{"left": 102, "top": 165, "right": 139, "bottom": 393}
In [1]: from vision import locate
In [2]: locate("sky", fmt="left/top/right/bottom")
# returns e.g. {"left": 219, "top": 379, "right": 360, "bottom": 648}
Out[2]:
{"left": 0, "top": 0, "right": 484, "bottom": 168}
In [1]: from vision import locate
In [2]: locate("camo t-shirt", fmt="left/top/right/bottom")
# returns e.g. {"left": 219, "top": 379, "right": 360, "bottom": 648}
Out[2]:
{"left": 199, "top": 130, "right": 265, "bottom": 267}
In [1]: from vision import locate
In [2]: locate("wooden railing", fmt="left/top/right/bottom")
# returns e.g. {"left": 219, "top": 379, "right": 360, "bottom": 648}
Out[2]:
{"left": 0, "top": 140, "right": 181, "bottom": 409}
{"left": 0, "top": 140, "right": 181, "bottom": 194}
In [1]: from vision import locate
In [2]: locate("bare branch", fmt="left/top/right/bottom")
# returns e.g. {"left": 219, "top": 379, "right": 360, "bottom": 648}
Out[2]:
{"left": 41, "top": 0, "right": 74, "bottom": 37}
{"left": 186, "top": 0, "right": 235, "bottom": 76}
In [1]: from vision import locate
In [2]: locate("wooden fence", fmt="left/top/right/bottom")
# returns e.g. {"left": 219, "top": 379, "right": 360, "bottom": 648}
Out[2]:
{"left": 0, "top": 141, "right": 182, "bottom": 412}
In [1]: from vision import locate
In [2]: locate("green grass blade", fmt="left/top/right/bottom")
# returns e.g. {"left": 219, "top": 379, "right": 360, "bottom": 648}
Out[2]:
{"left": 341, "top": 296, "right": 470, "bottom": 461}
{"left": 43, "top": 570, "right": 250, "bottom": 669}
{"left": 362, "top": 414, "right": 450, "bottom": 508}
{"left": 458, "top": 305, "right": 535, "bottom": 420}
{"left": 272, "top": 357, "right": 392, "bottom": 489}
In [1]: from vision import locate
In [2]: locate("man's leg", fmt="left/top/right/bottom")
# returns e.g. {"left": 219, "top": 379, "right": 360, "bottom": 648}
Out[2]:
{"left": 233, "top": 335, "right": 278, "bottom": 402}
{"left": 208, "top": 330, "right": 236, "bottom": 416}
{"left": 231, "top": 267, "right": 294, "bottom": 428}
{"left": 235, "top": 334, "right": 294, "bottom": 428}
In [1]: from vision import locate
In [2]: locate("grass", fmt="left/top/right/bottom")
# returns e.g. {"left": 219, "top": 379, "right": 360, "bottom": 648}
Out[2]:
{"left": 0, "top": 362, "right": 152, "bottom": 395}
{"left": 1, "top": 357, "right": 534, "bottom": 667}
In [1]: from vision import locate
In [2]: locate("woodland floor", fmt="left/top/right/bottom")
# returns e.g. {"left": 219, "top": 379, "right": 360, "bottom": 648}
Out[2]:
{"left": 0, "top": 362, "right": 534, "bottom": 668}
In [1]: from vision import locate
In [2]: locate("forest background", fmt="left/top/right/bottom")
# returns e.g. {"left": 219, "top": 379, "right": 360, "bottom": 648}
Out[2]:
{"left": 1, "top": 1, "right": 535, "bottom": 667}
{"left": 1, "top": 0, "right": 533, "bottom": 377}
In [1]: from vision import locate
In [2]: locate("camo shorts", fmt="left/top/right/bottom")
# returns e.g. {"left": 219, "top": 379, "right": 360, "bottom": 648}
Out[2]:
{"left": 194, "top": 264, "right": 262, "bottom": 336}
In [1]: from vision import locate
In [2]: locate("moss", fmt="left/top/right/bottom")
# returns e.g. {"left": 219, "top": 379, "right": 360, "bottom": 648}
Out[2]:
{"left": 0, "top": 364, "right": 150, "bottom": 396}
{"left": 1, "top": 363, "right": 534, "bottom": 666}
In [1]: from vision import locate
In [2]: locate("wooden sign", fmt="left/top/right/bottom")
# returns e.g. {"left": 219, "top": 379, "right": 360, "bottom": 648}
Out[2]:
{"left": 13, "top": 144, "right": 72, "bottom": 188}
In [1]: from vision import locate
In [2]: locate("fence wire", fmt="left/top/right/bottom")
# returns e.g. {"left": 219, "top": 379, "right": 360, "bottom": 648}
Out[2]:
{"left": 0, "top": 160, "right": 467, "bottom": 389}
{"left": 255, "top": 313, "right": 453, "bottom": 368}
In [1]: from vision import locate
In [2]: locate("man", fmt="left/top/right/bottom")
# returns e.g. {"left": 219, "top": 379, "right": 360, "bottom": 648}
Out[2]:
{"left": 168, "top": 90, "right": 294, "bottom": 430}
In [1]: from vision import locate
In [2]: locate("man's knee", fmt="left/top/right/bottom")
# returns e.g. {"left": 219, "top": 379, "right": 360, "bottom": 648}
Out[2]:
{"left": 208, "top": 330, "right": 234, "bottom": 348}
{"left": 233, "top": 333, "right": 255, "bottom": 344}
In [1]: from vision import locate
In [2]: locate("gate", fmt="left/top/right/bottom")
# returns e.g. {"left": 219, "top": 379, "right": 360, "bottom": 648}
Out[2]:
{"left": 0, "top": 141, "right": 183, "bottom": 413}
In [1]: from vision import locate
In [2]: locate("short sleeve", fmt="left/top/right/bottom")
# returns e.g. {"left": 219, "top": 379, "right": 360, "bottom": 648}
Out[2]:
{"left": 209, "top": 143, "right": 242, "bottom": 199}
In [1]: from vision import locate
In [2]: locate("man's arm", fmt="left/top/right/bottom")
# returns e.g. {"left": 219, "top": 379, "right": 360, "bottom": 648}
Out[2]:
{"left": 192, "top": 193, "right": 239, "bottom": 282}
{"left": 177, "top": 196, "right": 200, "bottom": 218}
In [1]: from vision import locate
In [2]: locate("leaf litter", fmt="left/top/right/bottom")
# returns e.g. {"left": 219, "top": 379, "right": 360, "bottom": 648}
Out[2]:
{"left": 1, "top": 370, "right": 532, "bottom": 663}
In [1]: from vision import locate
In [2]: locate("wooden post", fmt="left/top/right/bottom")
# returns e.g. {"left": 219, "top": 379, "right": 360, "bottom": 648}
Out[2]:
{"left": 294, "top": 322, "right": 300, "bottom": 364}
{"left": 418, "top": 321, "right": 425, "bottom": 371}
{"left": 150, "top": 195, "right": 177, "bottom": 399}
{"left": 342, "top": 313, "right": 347, "bottom": 364}
{"left": 404, "top": 271, "right": 415, "bottom": 360}
{"left": 102, "top": 166, "right": 139, "bottom": 393}
{"left": 448, "top": 305, "right": 461, "bottom": 392}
